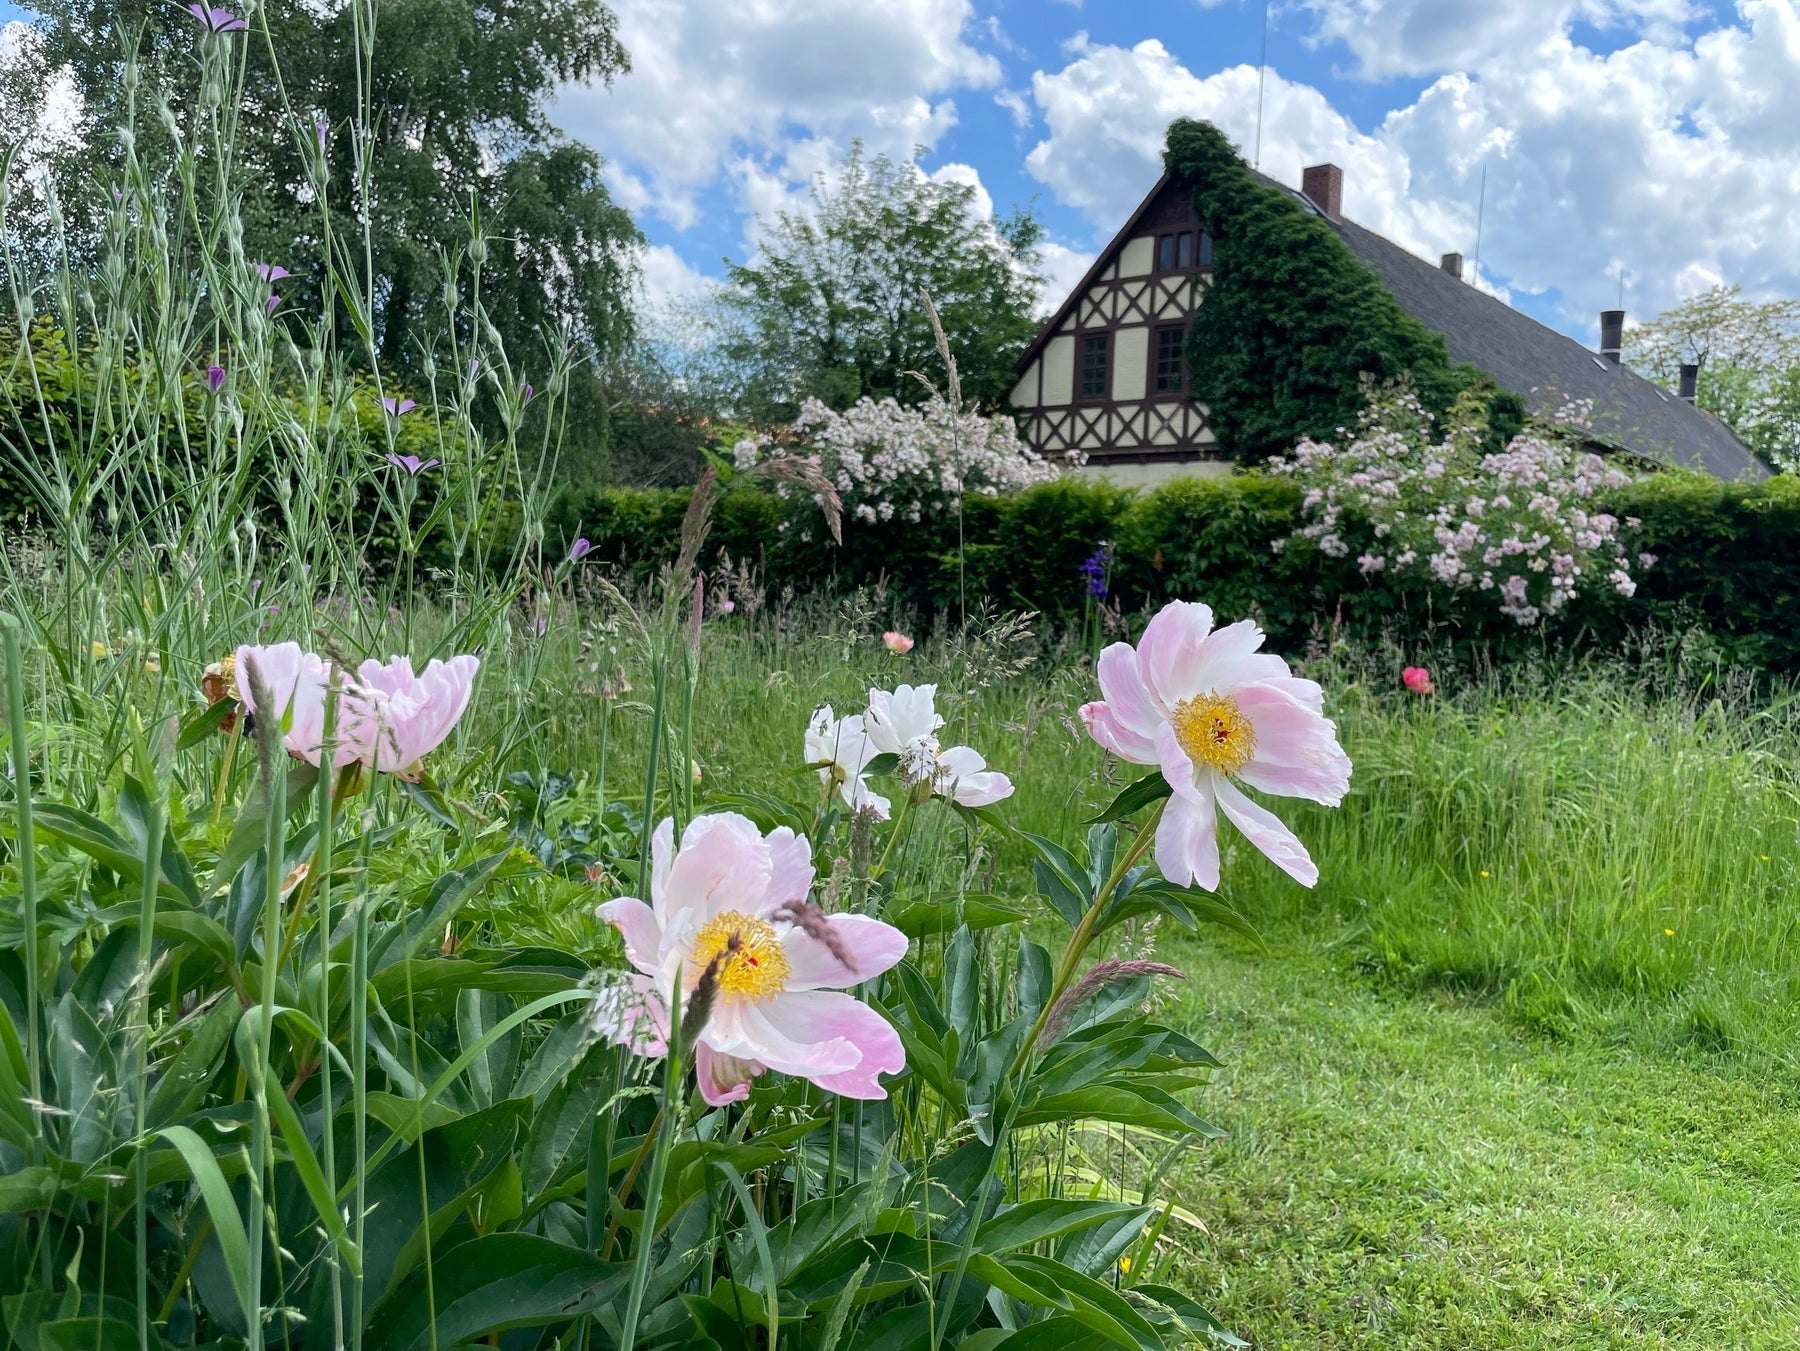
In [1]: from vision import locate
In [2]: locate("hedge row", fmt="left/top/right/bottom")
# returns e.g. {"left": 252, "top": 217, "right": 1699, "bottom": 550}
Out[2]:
{"left": 543, "top": 471, "right": 1800, "bottom": 675}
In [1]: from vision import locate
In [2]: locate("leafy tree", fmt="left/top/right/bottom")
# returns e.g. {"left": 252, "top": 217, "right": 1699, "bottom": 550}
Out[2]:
{"left": 1625, "top": 285, "right": 1800, "bottom": 469}
{"left": 16, "top": 0, "right": 641, "bottom": 377}
{"left": 1163, "top": 117, "right": 1478, "bottom": 463}
{"left": 719, "top": 144, "right": 1045, "bottom": 420}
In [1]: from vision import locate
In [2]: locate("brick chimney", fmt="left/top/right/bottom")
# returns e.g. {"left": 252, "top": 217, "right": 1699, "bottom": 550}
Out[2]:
{"left": 1678, "top": 362, "right": 1699, "bottom": 403}
{"left": 1598, "top": 309, "right": 1625, "bottom": 364}
{"left": 1440, "top": 252, "right": 1464, "bottom": 280}
{"left": 1302, "top": 163, "right": 1343, "bottom": 221}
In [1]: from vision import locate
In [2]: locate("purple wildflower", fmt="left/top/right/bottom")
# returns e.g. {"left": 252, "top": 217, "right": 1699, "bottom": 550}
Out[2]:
{"left": 265, "top": 294, "right": 281, "bottom": 316}
{"left": 314, "top": 116, "right": 329, "bottom": 152}
{"left": 250, "top": 578, "right": 261, "bottom": 598}
{"left": 205, "top": 364, "right": 226, "bottom": 394}
{"left": 187, "top": 3, "right": 246, "bottom": 32}
{"left": 385, "top": 453, "right": 440, "bottom": 475}
{"left": 1078, "top": 542, "right": 1115, "bottom": 600}
{"left": 467, "top": 357, "right": 480, "bottom": 377}
{"left": 569, "top": 537, "right": 592, "bottom": 563}
{"left": 380, "top": 397, "right": 417, "bottom": 418}
{"left": 253, "top": 262, "right": 290, "bottom": 282}
{"left": 519, "top": 382, "right": 535, "bottom": 405}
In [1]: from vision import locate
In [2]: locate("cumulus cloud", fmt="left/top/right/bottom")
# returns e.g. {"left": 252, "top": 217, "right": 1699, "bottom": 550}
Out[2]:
{"left": 556, "top": 0, "right": 1000, "bottom": 229}
{"left": 1023, "top": 2, "right": 1800, "bottom": 338}
{"left": 1298, "top": 0, "right": 1699, "bottom": 81}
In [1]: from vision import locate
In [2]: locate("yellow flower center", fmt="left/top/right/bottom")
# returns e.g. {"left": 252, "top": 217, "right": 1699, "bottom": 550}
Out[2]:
{"left": 691, "top": 910, "right": 791, "bottom": 1002}
{"left": 1170, "top": 691, "right": 1256, "bottom": 776}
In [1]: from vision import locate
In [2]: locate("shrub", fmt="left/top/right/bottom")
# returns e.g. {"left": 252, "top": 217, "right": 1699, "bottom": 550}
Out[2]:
{"left": 732, "top": 394, "right": 1074, "bottom": 533}
{"left": 547, "top": 462, "right": 1800, "bottom": 676}
{"left": 1268, "top": 386, "right": 1643, "bottom": 626}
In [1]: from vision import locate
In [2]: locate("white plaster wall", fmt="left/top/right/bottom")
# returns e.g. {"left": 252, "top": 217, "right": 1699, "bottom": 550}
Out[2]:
{"left": 1119, "top": 236, "right": 1154, "bottom": 277}
{"left": 1076, "top": 458, "right": 1234, "bottom": 489}
{"left": 1042, "top": 335, "right": 1075, "bottom": 406}
{"left": 1112, "top": 325, "right": 1148, "bottom": 402}
{"left": 1009, "top": 358, "right": 1040, "bottom": 409}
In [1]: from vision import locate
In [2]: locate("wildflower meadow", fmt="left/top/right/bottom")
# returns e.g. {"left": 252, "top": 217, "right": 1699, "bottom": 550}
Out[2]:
{"left": 5, "top": 5, "right": 1800, "bottom": 1351}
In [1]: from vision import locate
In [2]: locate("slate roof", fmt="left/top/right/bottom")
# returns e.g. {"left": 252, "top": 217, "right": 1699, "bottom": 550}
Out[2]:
{"left": 1269, "top": 178, "right": 1768, "bottom": 480}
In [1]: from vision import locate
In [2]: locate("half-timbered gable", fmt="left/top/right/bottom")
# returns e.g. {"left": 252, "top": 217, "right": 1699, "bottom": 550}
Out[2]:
{"left": 1008, "top": 177, "right": 1222, "bottom": 475}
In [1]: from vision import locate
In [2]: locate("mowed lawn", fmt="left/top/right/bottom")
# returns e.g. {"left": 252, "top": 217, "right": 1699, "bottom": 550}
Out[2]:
{"left": 1163, "top": 925, "right": 1800, "bottom": 1349}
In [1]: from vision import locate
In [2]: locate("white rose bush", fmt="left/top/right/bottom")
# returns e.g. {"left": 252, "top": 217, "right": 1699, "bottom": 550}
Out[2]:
{"left": 733, "top": 394, "right": 1075, "bottom": 531}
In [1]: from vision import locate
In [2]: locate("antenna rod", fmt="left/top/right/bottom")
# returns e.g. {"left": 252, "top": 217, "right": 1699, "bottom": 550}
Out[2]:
{"left": 1472, "top": 161, "right": 1487, "bottom": 279}
{"left": 1254, "top": 0, "right": 1270, "bottom": 169}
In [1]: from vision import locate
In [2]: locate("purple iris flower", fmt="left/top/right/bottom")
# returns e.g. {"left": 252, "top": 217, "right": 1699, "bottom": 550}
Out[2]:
{"left": 380, "top": 397, "right": 417, "bottom": 418}
{"left": 1078, "top": 542, "right": 1115, "bottom": 600}
{"left": 253, "top": 262, "right": 290, "bottom": 282}
{"left": 205, "top": 364, "right": 226, "bottom": 393}
{"left": 569, "top": 537, "right": 592, "bottom": 563}
{"left": 385, "top": 453, "right": 439, "bottom": 475}
{"left": 187, "top": 4, "right": 246, "bottom": 31}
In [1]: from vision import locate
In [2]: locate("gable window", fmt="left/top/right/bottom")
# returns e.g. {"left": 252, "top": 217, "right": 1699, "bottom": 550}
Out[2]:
{"left": 1198, "top": 230, "right": 1214, "bottom": 266}
{"left": 1079, "top": 333, "right": 1109, "bottom": 400}
{"left": 1154, "top": 325, "right": 1187, "bottom": 394}
{"left": 1157, "top": 231, "right": 1199, "bottom": 272}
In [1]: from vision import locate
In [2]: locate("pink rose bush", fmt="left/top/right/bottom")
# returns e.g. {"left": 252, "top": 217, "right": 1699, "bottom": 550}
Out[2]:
{"left": 233, "top": 641, "right": 478, "bottom": 779}
{"left": 593, "top": 813, "right": 907, "bottom": 1104}
{"left": 1268, "top": 388, "right": 1641, "bottom": 625}
{"left": 1080, "top": 601, "right": 1351, "bottom": 889}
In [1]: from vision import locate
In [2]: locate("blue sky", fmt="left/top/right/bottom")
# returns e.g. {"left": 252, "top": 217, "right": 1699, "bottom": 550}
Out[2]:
{"left": 12, "top": 0, "right": 1796, "bottom": 348}
{"left": 549, "top": 0, "right": 1797, "bottom": 349}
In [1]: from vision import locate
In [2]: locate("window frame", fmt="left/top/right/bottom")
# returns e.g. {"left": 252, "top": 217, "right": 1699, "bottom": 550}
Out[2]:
{"left": 1076, "top": 330, "right": 1111, "bottom": 402}
{"left": 1152, "top": 323, "right": 1188, "bottom": 397}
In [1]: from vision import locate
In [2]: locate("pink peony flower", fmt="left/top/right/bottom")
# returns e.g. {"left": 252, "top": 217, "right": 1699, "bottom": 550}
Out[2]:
{"left": 233, "top": 643, "right": 478, "bottom": 779}
{"left": 349, "top": 654, "right": 480, "bottom": 777}
{"left": 1402, "top": 666, "right": 1434, "bottom": 694}
{"left": 593, "top": 813, "right": 907, "bottom": 1105}
{"left": 882, "top": 631, "right": 914, "bottom": 654}
{"left": 1079, "top": 601, "right": 1351, "bottom": 890}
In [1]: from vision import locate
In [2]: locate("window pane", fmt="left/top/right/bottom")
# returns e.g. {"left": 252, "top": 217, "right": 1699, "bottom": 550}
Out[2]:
{"left": 1154, "top": 327, "right": 1185, "bottom": 392}
{"left": 1157, "top": 235, "right": 1175, "bottom": 270}
{"left": 1177, "top": 232, "right": 1194, "bottom": 267}
{"left": 1198, "top": 231, "right": 1214, "bottom": 266}
{"left": 1080, "top": 334, "right": 1109, "bottom": 398}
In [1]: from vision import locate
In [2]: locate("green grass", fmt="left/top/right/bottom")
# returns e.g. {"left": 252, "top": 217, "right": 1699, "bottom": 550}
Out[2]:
{"left": 1163, "top": 922, "right": 1800, "bottom": 1348}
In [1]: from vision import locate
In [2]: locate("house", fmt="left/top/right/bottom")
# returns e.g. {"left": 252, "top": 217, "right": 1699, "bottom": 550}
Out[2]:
{"left": 1008, "top": 163, "right": 1769, "bottom": 485}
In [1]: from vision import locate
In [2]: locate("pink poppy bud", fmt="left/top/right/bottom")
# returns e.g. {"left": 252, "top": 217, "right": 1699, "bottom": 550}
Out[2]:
{"left": 1402, "top": 666, "right": 1434, "bottom": 694}
{"left": 882, "top": 631, "right": 914, "bottom": 655}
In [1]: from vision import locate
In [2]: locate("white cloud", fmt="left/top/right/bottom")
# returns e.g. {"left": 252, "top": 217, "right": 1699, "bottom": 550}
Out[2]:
{"left": 1039, "top": 240, "right": 1097, "bottom": 314}
{"left": 1298, "top": 0, "right": 1699, "bottom": 81}
{"left": 993, "top": 87, "right": 1033, "bottom": 128}
{"left": 929, "top": 161, "right": 993, "bottom": 220}
{"left": 556, "top": 0, "right": 1000, "bottom": 230}
{"left": 1022, "top": 2, "right": 1800, "bottom": 338}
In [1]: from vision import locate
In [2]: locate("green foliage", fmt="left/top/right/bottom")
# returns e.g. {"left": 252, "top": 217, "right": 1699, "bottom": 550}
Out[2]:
{"left": 545, "top": 463, "right": 1800, "bottom": 676}
{"left": 1162, "top": 119, "right": 1476, "bottom": 463}
{"left": 26, "top": 0, "right": 641, "bottom": 378}
{"left": 720, "top": 143, "right": 1047, "bottom": 420}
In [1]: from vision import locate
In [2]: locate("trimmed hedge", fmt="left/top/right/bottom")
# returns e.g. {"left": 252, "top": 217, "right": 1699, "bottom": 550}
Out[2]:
{"left": 544, "top": 469, "right": 1800, "bottom": 675}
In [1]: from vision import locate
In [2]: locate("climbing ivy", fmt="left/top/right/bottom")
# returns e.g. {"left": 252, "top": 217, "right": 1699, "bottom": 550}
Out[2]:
{"left": 1165, "top": 117, "right": 1483, "bottom": 463}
